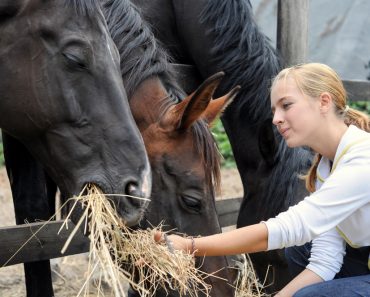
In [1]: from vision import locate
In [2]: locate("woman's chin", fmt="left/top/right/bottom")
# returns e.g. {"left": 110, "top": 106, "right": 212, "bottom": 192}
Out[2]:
{"left": 285, "top": 138, "right": 300, "bottom": 148}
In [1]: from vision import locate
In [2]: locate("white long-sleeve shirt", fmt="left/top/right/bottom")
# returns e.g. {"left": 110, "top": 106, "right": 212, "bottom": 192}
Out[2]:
{"left": 265, "top": 125, "right": 370, "bottom": 281}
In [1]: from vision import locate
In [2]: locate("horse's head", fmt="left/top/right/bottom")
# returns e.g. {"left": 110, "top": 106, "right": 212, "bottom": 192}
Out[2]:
{"left": 0, "top": 0, "right": 151, "bottom": 225}
{"left": 131, "top": 72, "right": 237, "bottom": 222}
{"left": 129, "top": 72, "right": 239, "bottom": 295}
{"left": 130, "top": 73, "right": 236, "bottom": 229}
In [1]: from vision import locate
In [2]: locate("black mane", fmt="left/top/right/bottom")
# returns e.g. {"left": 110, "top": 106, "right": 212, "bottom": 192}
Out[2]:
{"left": 201, "top": 0, "right": 313, "bottom": 216}
{"left": 102, "top": 0, "right": 183, "bottom": 99}
{"left": 201, "top": 0, "right": 280, "bottom": 122}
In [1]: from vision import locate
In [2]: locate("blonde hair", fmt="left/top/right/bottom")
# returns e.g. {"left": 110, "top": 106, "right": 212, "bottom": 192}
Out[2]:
{"left": 272, "top": 63, "right": 370, "bottom": 192}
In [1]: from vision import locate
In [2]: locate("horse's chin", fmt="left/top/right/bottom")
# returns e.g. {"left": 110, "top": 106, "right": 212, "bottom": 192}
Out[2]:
{"left": 110, "top": 196, "right": 146, "bottom": 227}
{"left": 130, "top": 217, "right": 150, "bottom": 230}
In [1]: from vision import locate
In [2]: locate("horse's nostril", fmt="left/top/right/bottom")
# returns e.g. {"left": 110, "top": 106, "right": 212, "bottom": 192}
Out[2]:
{"left": 126, "top": 182, "right": 138, "bottom": 195}
{"left": 125, "top": 181, "right": 141, "bottom": 207}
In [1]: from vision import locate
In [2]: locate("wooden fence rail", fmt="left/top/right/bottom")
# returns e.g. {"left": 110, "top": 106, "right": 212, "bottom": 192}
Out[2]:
{"left": 0, "top": 220, "right": 89, "bottom": 267}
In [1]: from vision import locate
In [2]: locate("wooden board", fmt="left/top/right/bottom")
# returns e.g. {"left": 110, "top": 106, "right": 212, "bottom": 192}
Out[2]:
{"left": 216, "top": 197, "right": 242, "bottom": 228}
{"left": 0, "top": 220, "right": 89, "bottom": 267}
{"left": 343, "top": 79, "right": 370, "bottom": 102}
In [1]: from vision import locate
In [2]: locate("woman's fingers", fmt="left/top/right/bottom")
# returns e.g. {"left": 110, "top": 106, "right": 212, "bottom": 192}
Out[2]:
{"left": 153, "top": 231, "right": 175, "bottom": 252}
{"left": 153, "top": 230, "right": 163, "bottom": 243}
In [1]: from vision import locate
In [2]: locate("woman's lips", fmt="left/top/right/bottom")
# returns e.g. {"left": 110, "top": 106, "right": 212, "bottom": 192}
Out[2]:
{"left": 279, "top": 127, "right": 290, "bottom": 137}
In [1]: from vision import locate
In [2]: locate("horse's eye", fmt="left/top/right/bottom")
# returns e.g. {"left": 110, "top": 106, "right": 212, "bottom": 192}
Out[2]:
{"left": 63, "top": 52, "right": 87, "bottom": 70}
{"left": 180, "top": 195, "right": 202, "bottom": 213}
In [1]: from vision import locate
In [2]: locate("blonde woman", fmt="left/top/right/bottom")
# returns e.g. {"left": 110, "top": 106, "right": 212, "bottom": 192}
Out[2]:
{"left": 156, "top": 63, "right": 370, "bottom": 297}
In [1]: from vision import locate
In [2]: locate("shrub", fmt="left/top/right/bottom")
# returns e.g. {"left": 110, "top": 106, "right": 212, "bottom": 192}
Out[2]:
{"left": 211, "top": 119, "right": 236, "bottom": 168}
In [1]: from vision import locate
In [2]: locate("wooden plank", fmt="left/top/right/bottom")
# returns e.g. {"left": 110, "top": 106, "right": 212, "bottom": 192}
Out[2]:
{"left": 277, "top": 0, "right": 309, "bottom": 66}
{"left": 343, "top": 79, "right": 370, "bottom": 102}
{"left": 0, "top": 220, "right": 89, "bottom": 267}
{"left": 216, "top": 197, "right": 242, "bottom": 228}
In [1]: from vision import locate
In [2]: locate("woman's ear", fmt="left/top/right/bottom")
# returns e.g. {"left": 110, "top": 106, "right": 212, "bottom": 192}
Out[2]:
{"left": 319, "top": 92, "right": 333, "bottom": 113}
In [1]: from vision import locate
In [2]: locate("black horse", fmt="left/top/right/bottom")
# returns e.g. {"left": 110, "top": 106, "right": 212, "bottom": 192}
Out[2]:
{"left": 0, "top": 0, "right": 151, "bottom": 296}
{"left": 103, "top": 0, "right": 238, "bottom": 295}
{"left": 132, "top": 0, "right": 314, "bottom": 293}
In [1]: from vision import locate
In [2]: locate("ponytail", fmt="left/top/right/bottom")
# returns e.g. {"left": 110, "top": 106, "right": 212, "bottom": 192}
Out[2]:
{"left": 344, "top": 107, "right": 370, "bottom": 132}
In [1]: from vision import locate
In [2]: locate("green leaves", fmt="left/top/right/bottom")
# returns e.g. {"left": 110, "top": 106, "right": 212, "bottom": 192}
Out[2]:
{"left": 349, "top": 101, "right": 370, "bottom": 114}
{"left": 211, "top": 119, "right": 236, "bottom": 168}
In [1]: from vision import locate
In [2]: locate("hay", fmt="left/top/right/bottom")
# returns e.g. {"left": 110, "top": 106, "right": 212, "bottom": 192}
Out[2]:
{"left": 233, "top": 254, "right": 270, "bottom": 297}
{"left": 60, "top": 184, "right": 210, "bottom": 297}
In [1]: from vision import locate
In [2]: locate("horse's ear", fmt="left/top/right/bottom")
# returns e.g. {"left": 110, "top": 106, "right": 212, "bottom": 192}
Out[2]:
{"left": 258, "top": 118, "right": 278, "bottom": 167}
{"left": 202, "top": 85, "right": 241, "bottom": 125}
{"left": 160, "top": 72, "right": 224, "bottom": 130}
{"left": 0, "top": 0, "right": 24, "bottom": 20}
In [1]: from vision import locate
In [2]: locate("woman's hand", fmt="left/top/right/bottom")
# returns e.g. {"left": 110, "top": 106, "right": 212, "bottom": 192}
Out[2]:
{"left": 154, "top": 231, "right": 194, "bottom": 254}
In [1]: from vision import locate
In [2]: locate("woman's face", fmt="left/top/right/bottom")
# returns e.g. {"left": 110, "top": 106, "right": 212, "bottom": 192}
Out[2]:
{"left": 271, "top": 77, "right": 321, "bottom": 148}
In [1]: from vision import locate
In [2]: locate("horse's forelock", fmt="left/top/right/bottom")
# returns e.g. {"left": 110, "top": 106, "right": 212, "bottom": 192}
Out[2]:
{"left": 193, "top": 121, "right": 221, "bottom": 195}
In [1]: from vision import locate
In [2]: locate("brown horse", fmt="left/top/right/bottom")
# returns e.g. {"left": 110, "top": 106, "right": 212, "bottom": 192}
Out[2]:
{"left": 103, "top": 0, "right": 240, "bottom": 295}
{"left": 0, "top": 1, "right": 151, "bottom": 296}
{"left": 131, "top": 0, "right": 314, "bottom": 293}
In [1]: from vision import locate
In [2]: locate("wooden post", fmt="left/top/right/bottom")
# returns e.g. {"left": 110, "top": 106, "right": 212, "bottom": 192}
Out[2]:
{"left": 277, "top": 0, "right": 309, "bottom": 67}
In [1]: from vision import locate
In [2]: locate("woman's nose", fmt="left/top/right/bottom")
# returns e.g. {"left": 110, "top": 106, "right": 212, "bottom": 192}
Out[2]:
{"left": 272, "top": 111, "right": 283, "bottom": 126}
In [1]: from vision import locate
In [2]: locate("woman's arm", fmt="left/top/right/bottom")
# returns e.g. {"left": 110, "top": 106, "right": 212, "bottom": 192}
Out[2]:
{"left": 275, "top": 269, "right": 323, "bottom": 297}
{"left": 155, "top": 223, "right": 269, "bottom": 256}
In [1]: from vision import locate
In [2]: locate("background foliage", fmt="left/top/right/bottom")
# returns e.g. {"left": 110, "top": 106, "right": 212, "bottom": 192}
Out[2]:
{"left": 350, "top": 101, "right": 370, "bottom": 114}
{"left": 211, "top": 119, "right": 236, "bottom": 168}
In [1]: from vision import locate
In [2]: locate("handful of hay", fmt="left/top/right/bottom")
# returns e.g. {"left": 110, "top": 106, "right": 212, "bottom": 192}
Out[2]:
{"left": 233, "top": 254, "right": 269, "bottom": 297}
{"left": 60, "top": 184, "right": 210, "bottom": 297}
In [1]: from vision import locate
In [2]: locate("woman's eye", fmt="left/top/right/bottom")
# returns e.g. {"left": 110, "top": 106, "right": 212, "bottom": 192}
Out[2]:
{"left": 282, "top": 102, "right": 292, "bottom": 109}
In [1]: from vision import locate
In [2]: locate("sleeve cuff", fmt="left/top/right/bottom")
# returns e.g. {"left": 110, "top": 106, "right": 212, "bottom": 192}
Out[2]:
{"left": 306, "top": 264, "right": 335, "bottom": 281}
{"left": 262, "top": 219, "right": 284, "bottom": 250}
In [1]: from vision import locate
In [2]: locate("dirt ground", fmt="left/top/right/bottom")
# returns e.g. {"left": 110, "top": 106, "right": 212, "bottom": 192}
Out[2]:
{"left": 0, "top": 167, "right": 243, "bottom": 296}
